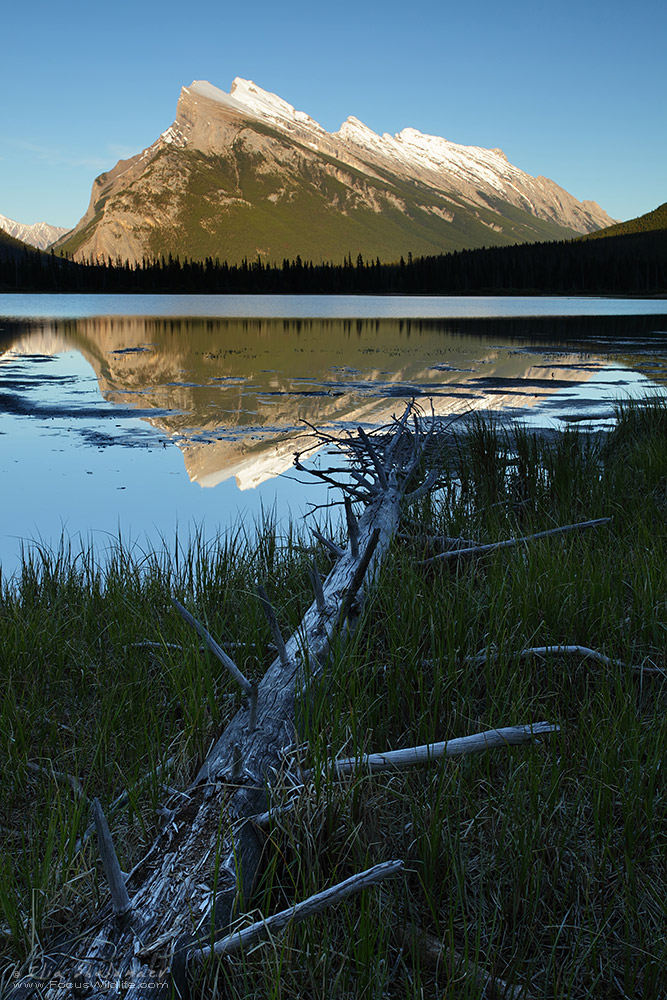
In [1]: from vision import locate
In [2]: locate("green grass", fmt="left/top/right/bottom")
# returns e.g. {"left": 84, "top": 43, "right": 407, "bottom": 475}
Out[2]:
{"left": 2, "top": 403, "right": 667, "bottom": 997}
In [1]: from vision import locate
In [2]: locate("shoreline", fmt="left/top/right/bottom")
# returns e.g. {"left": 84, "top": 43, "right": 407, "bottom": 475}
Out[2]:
{"left": 2, "top": 404, "right": 666, "bottom": 997}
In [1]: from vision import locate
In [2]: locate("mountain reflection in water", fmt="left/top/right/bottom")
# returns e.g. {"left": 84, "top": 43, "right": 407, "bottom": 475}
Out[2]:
{"left": 1, "top": 312, "right": 666, "bottom": 573}
{"left": 4, "top": 314, "right": 667, "bottom": 491}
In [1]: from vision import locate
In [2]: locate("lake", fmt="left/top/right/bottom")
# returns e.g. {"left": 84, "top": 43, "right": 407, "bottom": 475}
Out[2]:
{"left": 1, "top": 294, "right": 666, "bottom": 576}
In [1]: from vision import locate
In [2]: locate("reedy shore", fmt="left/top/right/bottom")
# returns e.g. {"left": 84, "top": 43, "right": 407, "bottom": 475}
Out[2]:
{"left": 1, "top": 401, "right": 666, "bottom": 999}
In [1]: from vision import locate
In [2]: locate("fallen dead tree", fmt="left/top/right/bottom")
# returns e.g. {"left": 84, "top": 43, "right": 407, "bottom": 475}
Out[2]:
{"left": 8, "top": 406, "right": 432, "bottom": 998}
{"left": 9, "top": 406, "right": 557, "bottom": 999}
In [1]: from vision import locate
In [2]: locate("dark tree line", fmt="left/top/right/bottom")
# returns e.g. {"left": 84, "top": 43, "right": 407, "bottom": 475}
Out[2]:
{"left": 1, "top": 229, "right": 666, "bottom": 295}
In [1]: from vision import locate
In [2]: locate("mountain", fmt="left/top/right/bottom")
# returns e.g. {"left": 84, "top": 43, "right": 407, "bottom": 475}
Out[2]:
{"left": 0, "top": 225, "right": 81, "bottom": 293}
{"left": 54, "top": 78, "right": 616, "bottom": 266}
{"left": 582, "top": 201, "right": 667, "bottom": 241}
{"left": 0, "top": 227, "right": 33, "bottom": 260}
{"left": 0, "top": 213, "right": 69, "bottom": 250}
{"left": 0, "top": 227, "right": 55, "bottom": 264}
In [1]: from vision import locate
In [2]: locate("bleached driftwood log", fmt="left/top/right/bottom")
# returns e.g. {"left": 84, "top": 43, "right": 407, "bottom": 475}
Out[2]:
{"left": 9, "top": 405, "right": 446, "bottom": 1000}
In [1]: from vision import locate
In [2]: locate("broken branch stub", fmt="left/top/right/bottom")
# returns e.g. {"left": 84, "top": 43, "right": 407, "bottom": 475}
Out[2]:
{"left": 256, "top": 584, "right": 290, "bottom": 668}
{"left": 344, "top": 495, "right": 359, "bottom": 557}
{"left": 311, "top": 527, "right": 345, "bottom": 558}
{"left": 172, "top": 597, "right": 253, "bottom": 696}
{"left": 91, "top": 798, "right": 132, "bottom": 922}
{"left": 343, "top": 527, "right": 381, "bottom": 616}
{"left": 357, "top": 425, "right": 389, "bottom": 489}
{"left": 308, "top": 559, "right": 327, "bottom": 613}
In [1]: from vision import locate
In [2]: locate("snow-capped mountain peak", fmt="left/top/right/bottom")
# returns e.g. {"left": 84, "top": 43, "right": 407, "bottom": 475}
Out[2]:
{"left": 229, "top": 77, "right": 313, "bottom": 124}
{"left": 0, "top": 213, "right": 69, "bottom": 250}
{"left": 335, "top": 116, "right": 385, "bottom": 148}
{"left": 187, "top": 78, "right": 325, "bottom": 136}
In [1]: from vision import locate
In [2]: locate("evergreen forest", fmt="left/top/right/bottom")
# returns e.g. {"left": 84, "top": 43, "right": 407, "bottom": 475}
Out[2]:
{"left": 1, "top": 225, "right": 666, "bottom": 296}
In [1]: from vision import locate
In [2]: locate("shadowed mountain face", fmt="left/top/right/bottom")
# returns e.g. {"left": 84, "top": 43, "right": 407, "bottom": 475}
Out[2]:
{"left": 2, "top": 316, "right": 634, "bottom": 491}
{"left": 55, "top": 78, "right": 616, "bottom": 266}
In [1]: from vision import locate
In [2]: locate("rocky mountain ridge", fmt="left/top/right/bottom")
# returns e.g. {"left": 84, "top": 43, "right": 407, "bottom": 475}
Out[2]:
{"left": 55, "top": 77, "right": 617, "bottom": 265}
{"left": 181, "top": 79, "right": 612, "bottom": 231}
{"left": 0, "top": 213, "right": 69, "bottom": 250}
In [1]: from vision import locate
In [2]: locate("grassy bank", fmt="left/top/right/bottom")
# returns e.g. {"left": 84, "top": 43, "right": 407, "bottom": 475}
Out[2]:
{"left": 1, "top": 402, "right": 666, "bottom": 998}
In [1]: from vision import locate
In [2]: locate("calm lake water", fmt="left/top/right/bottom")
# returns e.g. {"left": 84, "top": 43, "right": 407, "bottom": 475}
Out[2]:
{"left": 1, "top": 295, "right": 667, "bottom": 576}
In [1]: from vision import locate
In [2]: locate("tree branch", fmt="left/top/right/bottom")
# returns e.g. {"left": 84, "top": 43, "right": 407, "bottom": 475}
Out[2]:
{"left": 420, "top": 518, "right": 612, "bottom": 565}
{"left": 172, "top": 598, "right": 253, "bottom": 696}
{"left": 322, "top": 722, "right": 558, "bottom": 777}
{"left": 467, "top": 644, "right": 666, "bottom": 676}
{"left": 193, "top": 860, "right": 403, "bottom": 961}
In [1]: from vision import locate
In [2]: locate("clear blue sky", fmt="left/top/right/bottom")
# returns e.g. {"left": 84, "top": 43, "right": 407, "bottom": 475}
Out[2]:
{"left": 2, "top": 0, "right": 664, "bottom": 229}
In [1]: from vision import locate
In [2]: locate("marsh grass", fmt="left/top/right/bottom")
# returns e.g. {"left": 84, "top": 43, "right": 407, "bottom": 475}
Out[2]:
{"left": 2, "top": 403, "right": 667, "bottom": 998}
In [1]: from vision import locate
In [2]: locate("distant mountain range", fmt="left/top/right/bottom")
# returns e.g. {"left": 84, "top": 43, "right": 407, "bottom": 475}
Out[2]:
{"left": 0, "top": 227, "right": 31, "bottom": 260}
{"left": 0, "top": 213, "right": 68, "bottom": 250}
{"left": 54, "top": 77, "right": 616, "bottom": 265}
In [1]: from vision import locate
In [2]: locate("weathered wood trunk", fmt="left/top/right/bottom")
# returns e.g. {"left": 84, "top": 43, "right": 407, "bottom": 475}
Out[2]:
{"left": 11, "top": 409, "right": 429, "bottom": 999}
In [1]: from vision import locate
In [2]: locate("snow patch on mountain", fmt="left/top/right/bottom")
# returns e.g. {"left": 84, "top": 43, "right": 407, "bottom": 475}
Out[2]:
{"left": 159, "top": 124, "right": 188, "bottom": 147}
{"left": 335, "top": 120, "right": 531, "bottom": 197}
